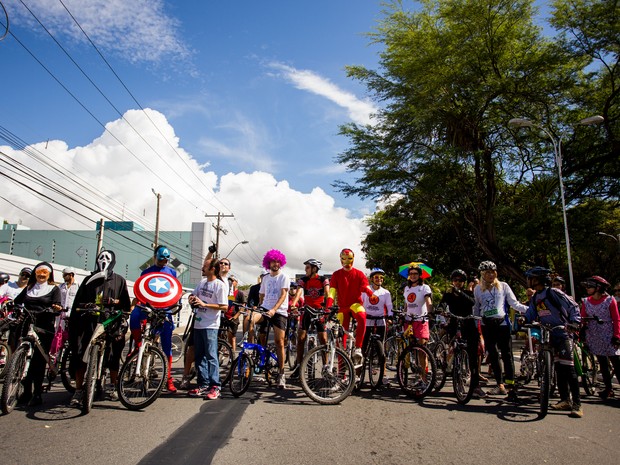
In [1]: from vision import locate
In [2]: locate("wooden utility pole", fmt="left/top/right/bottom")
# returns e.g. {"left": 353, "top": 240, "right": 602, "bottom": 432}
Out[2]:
{"left": 204, "top": 212, "right": 234, "bottom": 259}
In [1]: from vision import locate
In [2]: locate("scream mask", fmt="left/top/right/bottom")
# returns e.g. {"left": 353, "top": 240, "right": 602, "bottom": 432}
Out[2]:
{"left": 340, "top": 249, "right": 354, "bottom": 270}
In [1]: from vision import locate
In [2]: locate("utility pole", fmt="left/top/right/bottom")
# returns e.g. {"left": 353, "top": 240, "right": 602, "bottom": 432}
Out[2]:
{"left": 204, "top": 212, "right": 234, "bottom": 259}
{"left": 152, "top": 189, "right": 162, "bottom": 248}
{"left": 96, "top": 218, "right": 104, "bottom": 254}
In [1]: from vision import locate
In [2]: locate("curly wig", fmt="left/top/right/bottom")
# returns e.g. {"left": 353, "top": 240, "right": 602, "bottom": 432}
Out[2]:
{"left": 262, "top": 249, "right": 287, "bottom": 270}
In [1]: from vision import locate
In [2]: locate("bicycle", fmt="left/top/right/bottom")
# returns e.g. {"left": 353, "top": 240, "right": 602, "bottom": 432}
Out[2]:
{"left": 1, "top": 305, "right": 69, "bottom": 414}
{"left": 229, "top": 304, "right": 280, "bottom": 397}
{"left": 285, "top": 308, "right": 300, "bottom": 369}
{"left": 521, "top": 322, "right": 568, "bottom": 418}
{"left": 299, "top": 305, "right": 356, "bottom": 404}
{"left": 440, "top": 310, "right": 482, "bottom": 404}
{"left": 76, "top": 305, "right": 126, "bottom": 414}
{"left": 384, "top": 308, "right": 406, "bottom": 372}
{"left": 573, "top": 315, "right": 602, "bottom": 397}
{"left": 359, "top": 315, "right": 386, "bottom": 389}
{"left": 117, "top": 302, "right": 180, "bottom": 410}
{"left": 396, "top": 315, "right": 437, "bottom": 400}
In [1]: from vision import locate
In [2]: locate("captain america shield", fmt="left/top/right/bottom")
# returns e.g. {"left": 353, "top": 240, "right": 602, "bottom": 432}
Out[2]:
{"left": 134, "top": 272, "right": 183, "bottom": 308}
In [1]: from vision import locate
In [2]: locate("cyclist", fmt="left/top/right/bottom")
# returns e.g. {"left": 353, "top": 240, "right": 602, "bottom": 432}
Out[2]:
{"left": 521, "top": 267, "right": 582, "bottom": 418}
{"left": 551, "top": 276, "right": 566, "bottom": 292}
{"left": 328, "top": 248, "right": 373, "bottom": 367}
{"left": 51, "top": 267, "right": 79, "bottom": 358}
{"left": 253, "top": 249, "right": 290, "bottom": 388}
{"left": 580, "top": 275, "right": 620, "bottom": 400}
{"left": 361, "top": 268, "right": 393, "bottom": 385}
{"left": 222, "top": 274, "right": 245, "bottom": 353}
{"left": 13, "top": 262, "right": 62, "bottom": 406}
{"left": 69, "top": 250, "right": 130, "bottom": 405}
{"left": 130, "top": 245, "right": 179, "bottom": 393}
{"left": 439, "top": 269, "right": 484, "bottom": 398}
{"left": 188, "top": 258, "right": 228, "bottom": 399}
{"left": 472, "top": 260, "right": 527, "bottom": 400}
{"left": 0, "top": 267, "right": 31, "bottom": 302}
{"left": 290, "top": 258, "right": 328, "bottom": 379}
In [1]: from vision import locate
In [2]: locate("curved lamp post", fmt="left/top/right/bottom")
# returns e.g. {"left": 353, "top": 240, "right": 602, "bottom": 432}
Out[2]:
{"left": 225, "top": 240, "right": 249, "bottom": 258}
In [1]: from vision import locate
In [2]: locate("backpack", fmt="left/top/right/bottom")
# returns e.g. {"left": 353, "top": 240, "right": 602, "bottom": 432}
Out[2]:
{"left": 544, "top": 287, "right": 579, "bottom": 323}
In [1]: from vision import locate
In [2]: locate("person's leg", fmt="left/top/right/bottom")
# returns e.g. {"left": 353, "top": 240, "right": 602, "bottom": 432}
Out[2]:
{"left": 205, "top": 328, "right": 220, "bottom": 388}
{"left": 193, "top": 328, "right": 208, "bottom": 390}
{"left": 481, "top": 324, "right": 503, "bottom": 389}
{"left": 497, "top": 325, "right": 515, "bottom": 388}
{"left": 161, "top": 318, "right": 176, "bottom": 392}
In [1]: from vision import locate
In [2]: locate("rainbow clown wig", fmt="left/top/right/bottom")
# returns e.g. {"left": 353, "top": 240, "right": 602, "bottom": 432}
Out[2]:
{"left": 262, "top": 249, "right": 287, "bottom": 270}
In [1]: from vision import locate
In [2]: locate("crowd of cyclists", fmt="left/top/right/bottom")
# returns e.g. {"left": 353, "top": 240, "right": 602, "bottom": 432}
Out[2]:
{"left": 1, "top": 244, "right": 619, "bottom": 419}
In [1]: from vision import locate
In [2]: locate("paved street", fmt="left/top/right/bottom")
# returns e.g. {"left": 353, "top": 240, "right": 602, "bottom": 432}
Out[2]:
{"left": 1, "top": 358, "right": 619, "bottom": 465}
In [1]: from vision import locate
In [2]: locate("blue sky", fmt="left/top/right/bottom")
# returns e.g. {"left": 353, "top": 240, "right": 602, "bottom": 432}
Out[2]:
{"left": 0, "top": 0, "right": 556, "bottom": 282}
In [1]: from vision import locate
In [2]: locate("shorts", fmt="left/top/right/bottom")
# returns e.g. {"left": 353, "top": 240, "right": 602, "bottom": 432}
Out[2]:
{"left": 301, "top": 308, "right": 326, "bottom": 332}
{"left": 220, "top": 315, "right": 239, "bottom": 335}
{"left": 404, "top": 321, "right": 429, "bottom": 340}
{"left": 259, "top": 313, "right": 287, "bottom": 333}
{"left": 552, "top": 334, "right": 574, "bottom": 366}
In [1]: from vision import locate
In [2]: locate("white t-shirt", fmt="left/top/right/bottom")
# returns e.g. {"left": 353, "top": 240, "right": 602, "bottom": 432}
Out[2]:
{"left": 0, "top": 281, "right": 25, "bottom": 300}
{"left": 59, "top": 282, "right": 79, "bottom": 314}
{"left": 473, "top": 281, "right": 528, "bottom": 324}
{"left": 260, "top": 272, "right": 289, "bottom": 317}
{"left": 362, "top": 287, "right": 393, "bottom": 326}
{"left": 193, "top": 277, "right": 227, "bottom": 330}
{"left": 404, "top": 284, "right": 432, "bottom": 317}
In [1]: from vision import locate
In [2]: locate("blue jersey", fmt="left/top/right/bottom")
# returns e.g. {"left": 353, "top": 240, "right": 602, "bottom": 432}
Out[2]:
{"left": 141, "top": 264, "right": 177, "bottom": 278}
{"left": 524, "top": 288, "right": 580, "bottom": 340}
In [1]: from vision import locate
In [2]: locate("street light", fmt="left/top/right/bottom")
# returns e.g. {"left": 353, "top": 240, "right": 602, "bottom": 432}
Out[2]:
{"left": 508, "top": 115, "right": 604, "bottom": 297}
{"left": 225, "top": 240, "right": 249, "bottom": 258}
{"left": 151, "top": 188, "right": 161, "bottom": 248}
{"left": 597, "top": 231, "right": 620, "bottom": 246}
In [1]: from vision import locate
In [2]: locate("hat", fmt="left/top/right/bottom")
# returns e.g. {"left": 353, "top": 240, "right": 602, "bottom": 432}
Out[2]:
{"left": 62, "top": 267, "right": 75, "bottom": 275}
{"left": 20, "top": 267, "right": 32, "bottom": 275}
{"left": 228, "top": 275, "right": 238, "bottom": 282}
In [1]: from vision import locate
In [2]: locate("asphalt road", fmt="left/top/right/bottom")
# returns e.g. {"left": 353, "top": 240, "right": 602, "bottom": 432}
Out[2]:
{"left": 1, "top": 360, "right": 619, "bottom": 465}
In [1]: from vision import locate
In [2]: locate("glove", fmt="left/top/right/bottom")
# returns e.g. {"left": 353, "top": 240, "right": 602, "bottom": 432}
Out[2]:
{"left": 612, "top": 336, "right": 620, "bottom": 348}
{"left": 208, "top": 242, "right": 217, "bottom": 254}
{"left": 516, "top": 316, "right": 526, "bottom": 326}
{"left": 326, "top": 297, "right": 334, "bottom": 308}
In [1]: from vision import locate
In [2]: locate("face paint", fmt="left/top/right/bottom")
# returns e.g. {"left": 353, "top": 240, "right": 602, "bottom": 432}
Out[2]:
{"left": 340, "top": 249, "right": 354, "bottom": 270}
{"left": 35, "top": 269, "right": 50, "bottom": 282}
{"left": 97, "top": 251, "right": 113, "bottom": 272}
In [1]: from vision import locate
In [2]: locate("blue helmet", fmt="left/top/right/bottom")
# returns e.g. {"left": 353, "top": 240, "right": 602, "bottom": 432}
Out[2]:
{"left": 155, "top": 246, "right": 171, "bottom": 261}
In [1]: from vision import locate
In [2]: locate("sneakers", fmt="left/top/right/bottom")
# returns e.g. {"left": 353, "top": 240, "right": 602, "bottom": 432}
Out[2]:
{"left": 472, "top": 387, "right": 487, "bottom": 399}
{"left": 569, "top": 404, "right": 583, "bottom": 418}
{"left": 550, "top": 399, "right": 573, "bottom": 411}
{"left": 487, "top": 385, "right": 507, "bottom": 396}
{"left": 179, "top": 376, "right": 191, "bottom": 390}
{"left": 166, "top": 378, "right": 177, "bottom": 393}
{"left": 108, "top": 389, "right": 119, "bottom": 401}
{"left": 504, "top": 390, "right": 519, "bottom": 403}
{"left": 478, "top": 374, "right": 489, "bottom": 385}
{"left": 70, "top": 390, "right": 84, "bottom": 406}
{"left": 289, "top": 364, "right": 301, "bottom": 380}
{"left": 188, "top": 387, "right": 209, "bottom": 397}
{"left": 352, "top": 348, "right": 364, "bottom": 368}
{"left": 205, "top": 386, "right": 221, "bottom": 400}
{"left": 598, "top": 388, "right": 615, "bottom": 400}
{"left": 277, "top": 373, "right": 286, "bottom": 389}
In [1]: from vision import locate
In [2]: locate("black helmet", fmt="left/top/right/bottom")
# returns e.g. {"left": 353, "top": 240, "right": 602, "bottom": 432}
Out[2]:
{"left": 478, "top": 261, "right": 497, "bottom": 271}
{"left": 450, "top": 269, "right": 467, "bottom": 280}
{"left": 0, "top": 272, "right": 9, "bottom": 284}
{"left": 303, "top": 259, "right": 322, "bottom": 270}
{"left": 552, "top": 276, "right": 565, "bottom": 285}
{"left": 525, "top": 267, "right": 551, "bottom": 285}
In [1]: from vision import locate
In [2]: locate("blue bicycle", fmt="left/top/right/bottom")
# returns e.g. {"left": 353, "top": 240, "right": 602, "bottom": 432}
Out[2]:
{"left": 229, "top": 304, "right": 279, "bottom": 397}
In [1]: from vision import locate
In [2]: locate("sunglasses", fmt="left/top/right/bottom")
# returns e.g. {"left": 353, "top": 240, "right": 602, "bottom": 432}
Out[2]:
{"left": 220, "top": 262, "right": 230, "bottom": 266}
{"left": 20, "top": 273, "right": 31, "bottom": 278}
{"left": 452, "top": 278, "right": 465, "bottom": 282}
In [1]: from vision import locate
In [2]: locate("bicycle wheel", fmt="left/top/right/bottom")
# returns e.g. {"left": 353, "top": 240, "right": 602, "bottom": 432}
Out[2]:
{"left": 83, "top": 345, "right": 100, "bottom": 414}
{"left": 368, "top": 339, "right": 385, "bottom": 389}
{"left": 59, "top": 346, "right": 76, "bottom": 393}
{"left": 519, "top": 349, "right": 534, "bottom": 385}
{"left": 432, "top": 341, "right": 448, "bottom": 393}
{"left": 580, "top": 348, "right": 598, "bottom": 396}
{"left": 286, "top": 327, "right": 297, "bottom": 369}
{"left": 171, "top": 334, "right": 184, "bottom": 363}
{"left": 300, "top": 345, "right": 355, "bottom": 405}
{"left": 452, "top": 348, "right": 474, "bottom": 404}
{"left": 118, "top": 345, "right": 167, "bottom": 410}
{"left": 397, "top": 344, "right": 436, "bottom": 400}
{"left": 1, "top": 347, "right": 28, "bottom": 414}
{"left": 230, "top": 353, "right": 253, "bottom": 397}
{"left": 0, "top": 341, "right": 11, "bottom": 378}
{"left": 539, "top": 350, "right": 552, "bottom": 418}
{"left": 218, "top": 339, "right": 233, "bottom": 386}
{"left": 384, "top": 336, "right": 401, "bottom": 372}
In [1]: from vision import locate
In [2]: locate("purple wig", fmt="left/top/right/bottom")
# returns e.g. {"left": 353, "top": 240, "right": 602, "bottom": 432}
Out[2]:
{"left": 262, "top": 249, "right": 287, "bottom": 270}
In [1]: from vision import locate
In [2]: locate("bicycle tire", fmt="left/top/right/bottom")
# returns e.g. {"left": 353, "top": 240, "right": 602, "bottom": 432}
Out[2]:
{"left": 580, "top": 349, "right": 598, "bottom": 396}
{"left": 218, "top": 339, "right": 233, "bottom": 386}
{"left": 368, "top": 339, "right": 385, "bottom": 389}
{"left": 539, "top": 349, "right": 552, "bottom": 418}
{"left": 300, "top": 345, "right": 355, "bottom": 405}
{"left": 171, "top": 333, "right": 184, "bottom": 363}
{"left": 0, "top": 341, "right": 11, "bottom": 378}
{"left": 230, "top": 353, "right": 253, "bottom": 397}
{"left": 519, "top": 349, "right": 534, "bottom": 385}
{"left": 384, "top": 336, "right": 402, "bottom": 372}
{"left": 1, "top": 347, "right": 28, "bottom": 414}
{"left": 397, "top": 344, "right": 436, "bottom": 400}
{"left": 59, "top": 346, "right": 76, "bottom": 393}
{"left": 432, "top": 341, "right": 448, "bottom": 393}
{"left": 286, "top": 327, "right": 297, "bottom": 369}
{"left": 452, "top": 348, "right": 474, "bottom": 404}
{"left": 118, "top": 344, "right": 168, "bottom": 410}
{"left": 83, "top": 345, "right": 100, "bottom": 414}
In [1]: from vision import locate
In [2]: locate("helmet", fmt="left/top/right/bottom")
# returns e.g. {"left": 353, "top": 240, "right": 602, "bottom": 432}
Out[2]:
{"left": 290, "top": 281, "right": 299, "bottom": 289}
{"left": 552, "top": 276, "right": 565, "bottom": 284}
{"left": 478, "top": 261, "right": 497, "bottom": 271}
{"left": 155, "top": 246, "right": 171, "bottom": 261}
{"left": 525, "top": 267, "right": 551, "bottom": 285}
{"left": 583, "top": 275, "right": 610, "bottom": 291}
{"left": 303, "top": 259, "right": 322, "bottom": 270}
{"left": 62, "top": 267, "right": 75, "bottom": 275}
{"left": 369, "top": 268, "right": 385, "bottom": 278}
{"left": 20, "top": 267, "right": 32, "bottom": 276}
{"left": 0, "top": 272, "right": 9, "bottom": 284}
{"left": 450, "top": 269, "right": 467, "bottom": 280}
